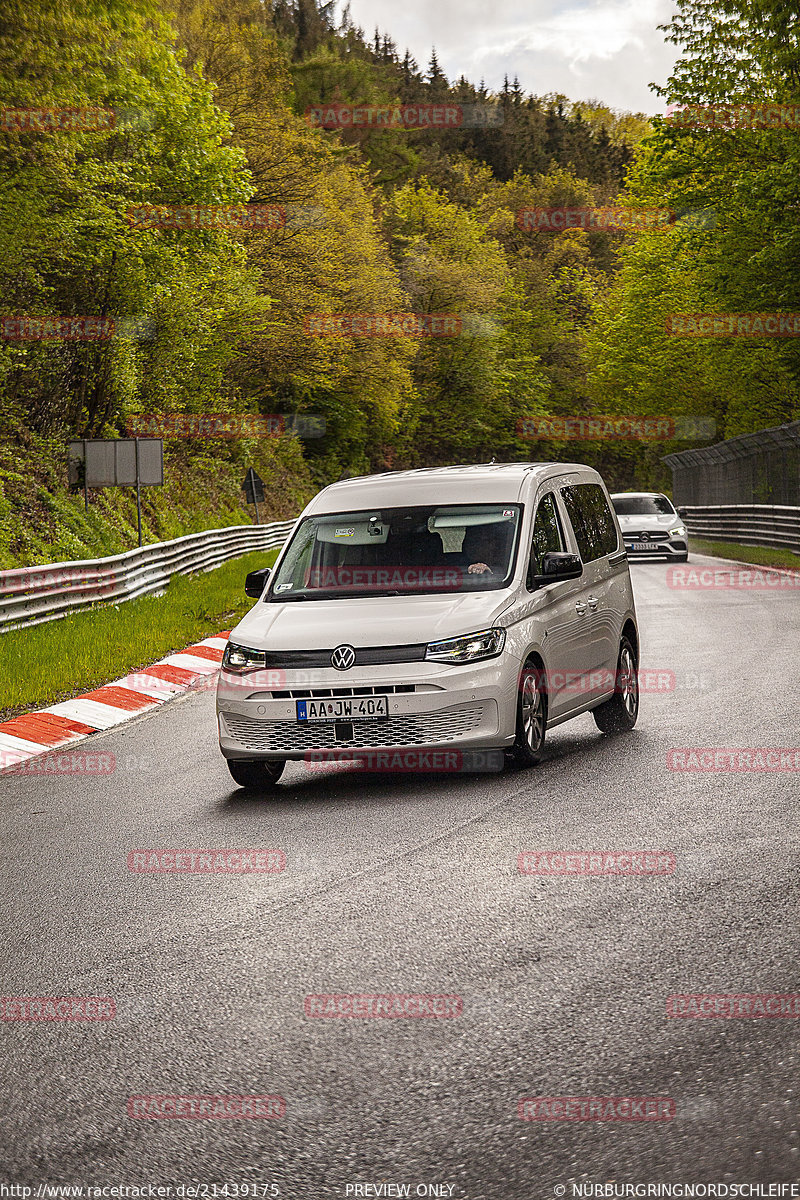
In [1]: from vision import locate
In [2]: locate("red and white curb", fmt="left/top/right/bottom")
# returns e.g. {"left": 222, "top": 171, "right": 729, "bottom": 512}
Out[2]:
{"left": 0, "top": 631, "right": 230, "bottom": 773}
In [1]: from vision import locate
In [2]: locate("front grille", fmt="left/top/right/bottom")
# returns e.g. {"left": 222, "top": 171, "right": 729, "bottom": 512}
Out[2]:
{"left": 624, "top": 531, "right": 669, "bottom": 543}
{"left": 253, "top": 644, "right": 428, "bottom": 669}
{"left": 223, "top": 706, "right": 484, "bottom": 752}
{"left": 271, "top": 685, "right": 417, "bottom": 699}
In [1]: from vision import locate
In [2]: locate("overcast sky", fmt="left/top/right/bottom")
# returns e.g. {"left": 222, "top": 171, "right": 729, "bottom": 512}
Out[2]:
{"left": 342, "top": 0, "right": 679, "bottom": 116}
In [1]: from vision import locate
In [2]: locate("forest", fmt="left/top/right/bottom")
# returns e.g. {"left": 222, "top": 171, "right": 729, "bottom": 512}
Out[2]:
{"left": 1, "top": 0, "right": 798, "bottom": 564}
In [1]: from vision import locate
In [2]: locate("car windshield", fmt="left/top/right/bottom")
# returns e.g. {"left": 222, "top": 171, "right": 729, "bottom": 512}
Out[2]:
{"left": 612, "top": 495, "right": 675, "bottom": 516}
{"left": 267, "top": 504, "right": 522, "bottom": 600}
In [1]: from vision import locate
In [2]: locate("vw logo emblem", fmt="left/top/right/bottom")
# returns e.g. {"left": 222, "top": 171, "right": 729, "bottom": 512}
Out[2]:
{"left": 331, "top": 644, "right": 356, "bottom": 670}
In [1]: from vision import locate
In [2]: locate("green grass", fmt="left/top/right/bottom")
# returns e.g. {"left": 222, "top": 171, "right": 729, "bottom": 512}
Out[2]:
{"left": 688, "top": 537, "right": 800, "bottom": 570}
{"left": 0, "top": 548, "right": 278, "bottom": 721}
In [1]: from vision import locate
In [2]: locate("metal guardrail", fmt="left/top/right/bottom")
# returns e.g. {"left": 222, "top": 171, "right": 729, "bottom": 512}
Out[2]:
{"left": 679, "top": 504, "right": 800, "bottom": 553}
{"left": 0, "top": 520, "right": 296, "bottom": 633}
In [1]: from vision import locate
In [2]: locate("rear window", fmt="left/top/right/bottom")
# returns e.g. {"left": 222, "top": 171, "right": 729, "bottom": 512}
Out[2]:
{"left": 560, "top": 484, "right": 619, "bottom": 562}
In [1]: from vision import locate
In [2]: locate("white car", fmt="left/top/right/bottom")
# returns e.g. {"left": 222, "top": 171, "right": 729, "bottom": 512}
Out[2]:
{"left": 610, "top": 492, "right": 689, "bottom": 562}
{"left": 217, "top": 462, "right": 640, "bottom": 789}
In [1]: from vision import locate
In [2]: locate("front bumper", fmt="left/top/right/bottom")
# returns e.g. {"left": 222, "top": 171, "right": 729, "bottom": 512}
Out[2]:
{"left": 623, "top": 536, "right": 687, "bottom": 559}
{"left": 217, "top": 657, "right": 516, "bottom": 762}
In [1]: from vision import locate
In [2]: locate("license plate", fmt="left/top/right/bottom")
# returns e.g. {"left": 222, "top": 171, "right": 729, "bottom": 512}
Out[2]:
{"left": 630, "top": 542, "right": 657, "bottom": 551}
{"left": 296, "top": 696, "right": 389, "bottom": 722}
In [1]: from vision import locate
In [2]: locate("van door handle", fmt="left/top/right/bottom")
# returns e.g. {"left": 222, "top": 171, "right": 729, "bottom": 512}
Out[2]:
{"left": 587, "top": 594, "right": 599, "bottom": 610}
{"left": 575, "top": 600, "right": 587, "bottom": 615}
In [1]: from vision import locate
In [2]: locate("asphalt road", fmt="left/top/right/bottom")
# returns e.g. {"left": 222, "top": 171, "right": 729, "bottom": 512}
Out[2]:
{"left": 2, "top": 554, "right": 800, "bottom": 1195}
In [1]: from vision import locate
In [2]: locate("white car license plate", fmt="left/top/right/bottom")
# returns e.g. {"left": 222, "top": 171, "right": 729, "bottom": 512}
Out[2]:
{"left": 296, "top": 696, "right": 389, "bottom": 722}
{"left": 630, "top": 541, "right": 656, "bottom": 550}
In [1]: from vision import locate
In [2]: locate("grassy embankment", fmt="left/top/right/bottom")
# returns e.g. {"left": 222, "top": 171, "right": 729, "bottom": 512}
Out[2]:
{"left": 0, "top": 548, "right": 278, "bottom": 721}
{"left": 688, "top": 538, "right": 800, "bottom": 570}
{"left": 0, "top": 429, "right": 314, "bottom": 568}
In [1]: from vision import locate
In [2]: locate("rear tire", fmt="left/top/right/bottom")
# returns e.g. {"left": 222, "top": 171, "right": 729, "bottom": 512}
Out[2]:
{"left": 227, "top": 759, "right": 286, "bottom": 790}
{"left": 593, "top": 636, "right": 639, "bottom": 734}
{"left": 511, "top": 661, "right": 547, "bottom": 766}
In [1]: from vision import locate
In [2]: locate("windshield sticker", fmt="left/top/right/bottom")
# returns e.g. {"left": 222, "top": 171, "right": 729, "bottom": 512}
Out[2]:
{"left": 335, "top": 528, "right": 355, "bottom": 538}
{"left": 274, "top": 582, "right": 293, "bottom": 592}
{"left": 503, "top": 509, "right": 514, "bottom": 517}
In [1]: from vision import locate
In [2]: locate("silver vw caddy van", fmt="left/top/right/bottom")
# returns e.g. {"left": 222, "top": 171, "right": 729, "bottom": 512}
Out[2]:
{"left": 217, "top": 463, "right": 639, "bottom": 788}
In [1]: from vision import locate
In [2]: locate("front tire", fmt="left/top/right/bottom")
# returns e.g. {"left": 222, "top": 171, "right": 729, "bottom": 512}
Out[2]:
{"left": 227, "top": 759, "right": 286, "bottom": 790}
{"left": 673, "top": 553, "right": 689, "bottom": 563}
{"left": 511, "top": 661, "right": 547, "bottom": 766}
{"left": 593, "top": 636, "right": 639, "bottom": 734}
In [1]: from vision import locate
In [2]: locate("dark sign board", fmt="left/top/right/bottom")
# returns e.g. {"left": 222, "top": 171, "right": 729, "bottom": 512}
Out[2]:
{"left": 68, "top": 439, "right": 163, "bottom": 487}
{"left": 242, "top": 468, "right": 265, "bottom": 504}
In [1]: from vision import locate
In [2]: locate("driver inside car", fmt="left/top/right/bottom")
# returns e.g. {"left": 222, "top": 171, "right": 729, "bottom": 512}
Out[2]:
{"left": 462, "top": 524, "right": 505, "bottom": 575}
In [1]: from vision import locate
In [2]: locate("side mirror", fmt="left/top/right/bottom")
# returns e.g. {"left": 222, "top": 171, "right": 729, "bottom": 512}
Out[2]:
{"left": 532, "top": 551, "right": 583, "bottom": 586}
{"left": 676, "top": 505, "right": 687, "bottom": 518}
{"left": 245, "top": 568, "right": 271, "bottom": 598}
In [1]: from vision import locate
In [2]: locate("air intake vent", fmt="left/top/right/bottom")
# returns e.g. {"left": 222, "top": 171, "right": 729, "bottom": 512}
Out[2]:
{"left": 223, "top": 706, "right": 484, "bottom": 752}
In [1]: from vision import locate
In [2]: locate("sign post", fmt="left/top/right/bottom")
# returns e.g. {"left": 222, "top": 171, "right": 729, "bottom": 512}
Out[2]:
{"left": 134, "top": 438, "right": 143, "bottom": 547}
{"left": 242, "top": 468, "right": 265, "bottom": 525}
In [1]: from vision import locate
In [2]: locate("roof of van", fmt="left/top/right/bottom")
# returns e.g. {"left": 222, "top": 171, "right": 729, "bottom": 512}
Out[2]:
{"left": 305, "top": 462, "right": 592, "bottom": 513}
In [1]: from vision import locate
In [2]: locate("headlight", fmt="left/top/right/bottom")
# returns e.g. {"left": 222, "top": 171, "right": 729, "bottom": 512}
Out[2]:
{"left": 670, "top": 526, "right": 686, "bottom": 537}
{"left": 425, "top": 628, "right": 506, "bottom": 664}
{"left": 222, "top": 642, "right": 267, "bottom": 673}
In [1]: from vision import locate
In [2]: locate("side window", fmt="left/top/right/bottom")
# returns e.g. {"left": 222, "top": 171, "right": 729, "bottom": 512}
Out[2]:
{"left": 527, "top": 492, "right": 565, "bottom": 586}
{"left": 560, "top": 483, "right": 617, "bottom": 562}
{"left": 560, "top": 485, "right": 596, "bottom": 562}
{"left": 589, "top": 486, "right": 620, "bottom": 556}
